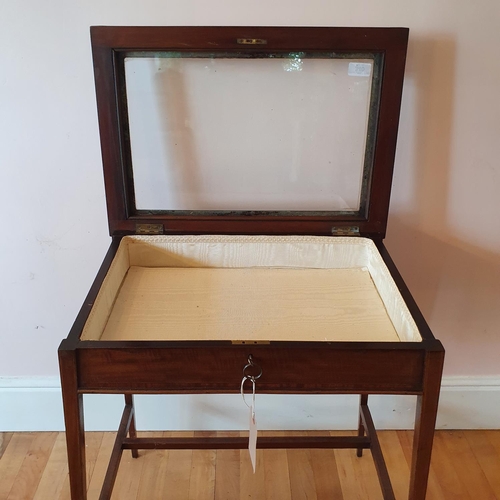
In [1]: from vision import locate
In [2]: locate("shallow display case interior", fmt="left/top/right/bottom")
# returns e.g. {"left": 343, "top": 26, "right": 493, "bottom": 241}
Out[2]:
{"left": 81, "top": 235, "right": 421, "bottom": 343}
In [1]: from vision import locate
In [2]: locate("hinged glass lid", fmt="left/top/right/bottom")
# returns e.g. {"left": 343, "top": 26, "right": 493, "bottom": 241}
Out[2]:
{"left": 91, "top": 27, "right": 408, "bottom": 236}
{"left": 121, "top": 51, "right": 382, "bottom": 215}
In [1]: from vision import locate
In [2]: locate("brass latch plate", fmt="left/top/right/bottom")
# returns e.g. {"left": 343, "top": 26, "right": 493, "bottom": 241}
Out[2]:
{"left": 231, "top": 340, "right": 271, "bottom": 345}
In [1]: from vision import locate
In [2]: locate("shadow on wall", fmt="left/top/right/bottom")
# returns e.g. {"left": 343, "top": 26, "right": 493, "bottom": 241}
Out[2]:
{"left": 387, "top": 220, "right": 500, "bottom": 375}
{"left": 406, "top": 36, "right": 455, "bottom": 235}
{"left": 387, "top": 36, "right": 500, "bottom": 376}
{"left": 388, "top": 217, "right": 500, "bottom": 375}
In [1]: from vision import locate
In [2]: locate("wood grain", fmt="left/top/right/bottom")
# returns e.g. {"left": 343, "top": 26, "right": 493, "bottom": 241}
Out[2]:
{"left": 287, "top": 432, "right": 318, "bottom": 500}
{"left": 262, "top": 431, "right": 291, "bottom": 500}
{"left": 2, "top": 431, "right": 500, "bottom": 499}
{"left": 335, "top": 431, "right": 368, "bottom": 500}
{"left": 351, "top": 447, "right": 384, "bottom": 500}
{"left": 189, "top": 432, "right": 216, "bottom": 500}
{"left": 101, "top": 267, "right": 399, "bottom": 343}
{"left": 135, "top": 432, "right": 170, "bottom": 500}
{"left": 58, "top": 432, "right": 103, "bottom": 500}
{"left": 33, "top": 433, "right": 68, "bottom": 500}
{"left": 378, "top": 431, "right": 409, "bottom": 499}
{"left": 308, "top": 432, "right": 343, "bottom": 500}
{"left": 86, "top": 432, "right": 116, "bottom": 500}
{"left": 429, "top": 431, "right": 470, "bottom": 500}
{"left": 6, "top": 432, "right": 57, "bottom": 500}
{"left": 239, "top": 431, "right": 265, "bottom": 499}
{"left": 111, "top": 439, "right": 144, "bottom": 500}
{"left": 398, "top": 429, "right": 445, "bottom": 500}
{"left": 441, "top": 431, "right": 497, "bottom": 500}
{"left": 0, "top": 433, "right": 36, "bottom": 499}
{"left": 163, "top": 432, "right": 193, "bottom": 500}
{"left": 464, "top": 431, "right": 500, "bottom": 498}
{"left": 214, "top": 432, "right": 240, "bottom": 500}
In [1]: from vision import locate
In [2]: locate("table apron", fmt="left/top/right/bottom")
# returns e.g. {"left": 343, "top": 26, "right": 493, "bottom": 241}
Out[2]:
{"left": 76, "top": 346, "right": 425, "bottom": 393}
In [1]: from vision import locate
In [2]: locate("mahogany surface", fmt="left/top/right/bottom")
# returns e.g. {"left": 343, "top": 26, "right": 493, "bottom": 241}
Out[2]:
{"left": 75, "top": 342, "right": 427, "bottom": 394}
{"left": 58, "top": 26, "right": 445, "bottom": 500}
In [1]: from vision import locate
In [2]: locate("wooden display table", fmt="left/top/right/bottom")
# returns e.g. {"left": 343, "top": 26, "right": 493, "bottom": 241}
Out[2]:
{"left": 59, "top": 27, "right": 444, "bottom": 500}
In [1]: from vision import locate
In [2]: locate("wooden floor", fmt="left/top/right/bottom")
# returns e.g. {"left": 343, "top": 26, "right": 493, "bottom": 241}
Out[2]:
{"left": 1, "top": 430, "right": 500, "bottom": 499}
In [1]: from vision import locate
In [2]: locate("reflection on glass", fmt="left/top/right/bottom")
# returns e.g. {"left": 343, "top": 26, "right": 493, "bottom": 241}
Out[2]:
{"left": 124, "top": 53, "right": 376, "bottom": 212}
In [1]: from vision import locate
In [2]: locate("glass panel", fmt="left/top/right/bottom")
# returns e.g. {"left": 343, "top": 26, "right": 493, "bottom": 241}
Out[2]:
{"left": 124, "top": 52, "right": 377, "bottom": 213}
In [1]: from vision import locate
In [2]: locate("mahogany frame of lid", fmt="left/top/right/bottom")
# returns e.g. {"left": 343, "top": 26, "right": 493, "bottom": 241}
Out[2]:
{"left": 91, "top": 26, "right": 408, "bottom": 238}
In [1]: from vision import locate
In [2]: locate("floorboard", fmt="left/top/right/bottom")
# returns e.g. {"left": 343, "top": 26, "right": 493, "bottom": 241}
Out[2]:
{"left": 1, "top": 430, "right": 499, "bottom": 499}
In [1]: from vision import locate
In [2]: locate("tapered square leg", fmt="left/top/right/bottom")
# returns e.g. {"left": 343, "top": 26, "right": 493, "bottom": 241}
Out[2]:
{"left": 59, "top": 348, "right": 87, "bottom": 500}
{"left": 409, "top": 349, "right": 444, "bottom": 500}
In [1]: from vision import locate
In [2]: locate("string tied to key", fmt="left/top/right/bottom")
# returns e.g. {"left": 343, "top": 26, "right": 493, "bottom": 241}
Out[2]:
{"left": 240, "top": 354, "right": 261, "bottom": 473}
{"left": 241, "top": 354, "right": 262, "bottom": 415}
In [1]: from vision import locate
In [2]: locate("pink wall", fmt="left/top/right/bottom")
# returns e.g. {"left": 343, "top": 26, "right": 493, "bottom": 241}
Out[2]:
{"left": 386, "top": 28, "right": 500, "bottom": 375}
{"left": 0, "top": 0, "right": 499, "bottom": 377}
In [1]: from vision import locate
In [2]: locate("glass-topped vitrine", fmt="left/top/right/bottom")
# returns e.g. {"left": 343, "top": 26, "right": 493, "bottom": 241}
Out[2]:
{"left": 59, "top": 27, "right": 444, "bottom": 500}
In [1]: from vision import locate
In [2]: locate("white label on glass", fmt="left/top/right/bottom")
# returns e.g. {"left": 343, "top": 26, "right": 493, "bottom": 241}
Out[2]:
{"left": 348, "top": 62, "right": 372, "bottom": 77}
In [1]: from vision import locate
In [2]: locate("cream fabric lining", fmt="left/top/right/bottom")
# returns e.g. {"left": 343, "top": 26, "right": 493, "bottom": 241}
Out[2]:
{"left": 80, "top": 235, "right": 422, "bottom": 342}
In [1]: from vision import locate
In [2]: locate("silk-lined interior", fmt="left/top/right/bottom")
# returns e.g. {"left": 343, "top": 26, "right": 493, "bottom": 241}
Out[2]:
{"left": 81, "top": 235, "right": 422, "bottom": 342}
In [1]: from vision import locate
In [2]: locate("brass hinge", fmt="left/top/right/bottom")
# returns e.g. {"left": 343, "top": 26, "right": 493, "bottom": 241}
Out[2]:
{"left": 331, "top": 226, "right": 360, "bottom": 236}
{"left": 135, "top": 223, "right": 164, "bottom": 235}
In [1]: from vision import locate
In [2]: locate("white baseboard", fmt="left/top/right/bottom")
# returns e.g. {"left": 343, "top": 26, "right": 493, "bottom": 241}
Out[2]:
{"left": 1, "top": 376, "right": 499, "bottom": 432}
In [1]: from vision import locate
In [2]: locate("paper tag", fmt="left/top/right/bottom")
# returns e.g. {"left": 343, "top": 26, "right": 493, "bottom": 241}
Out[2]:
{"left": 249, "top": 405, "right": 257, "bottom": 473}
{"left": 348, "top": 62, "right": 372, "bottom": 77}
